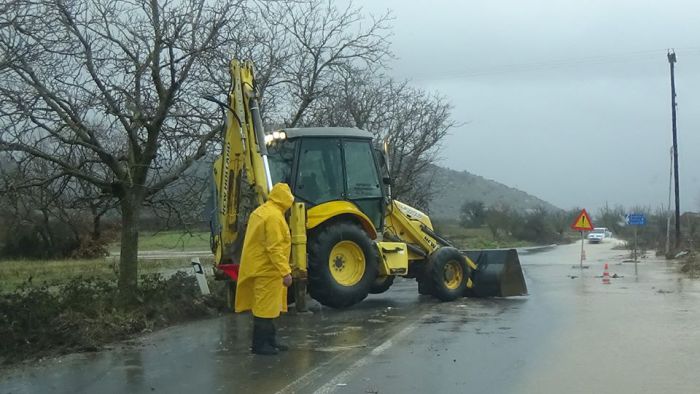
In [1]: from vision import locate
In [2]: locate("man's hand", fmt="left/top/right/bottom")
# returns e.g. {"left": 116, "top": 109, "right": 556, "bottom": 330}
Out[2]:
{"left": 283, "top": 274, "right": 293, "bottom": 288}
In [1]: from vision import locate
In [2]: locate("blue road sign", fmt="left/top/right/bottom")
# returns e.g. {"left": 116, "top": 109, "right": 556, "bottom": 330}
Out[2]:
{"left": 626, "top": 213, "right": 647, "bottom": 226}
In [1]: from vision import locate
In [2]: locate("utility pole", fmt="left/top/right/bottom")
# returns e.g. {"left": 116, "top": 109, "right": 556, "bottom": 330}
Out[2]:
{"left": 665, "top": 146, "right": 673, "bottom": 256}
{"left": 667, "top": 50, "right": 681, "bottom": 249}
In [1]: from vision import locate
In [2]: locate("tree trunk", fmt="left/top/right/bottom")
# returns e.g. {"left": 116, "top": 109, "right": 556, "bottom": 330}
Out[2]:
{"left": 487, "top": 224, "right": 498, "bottom": 240}
{"left": 118, "top": 195, "right": 141, "bottom": 301}
{"left": 40, "top": 209, "right": 55, "bottom": 254}
{"left": 92, "top": 212, "right": 102, "bottom": 241}
{"left": 36, "top": 226, "right": 51, "bottom": 258}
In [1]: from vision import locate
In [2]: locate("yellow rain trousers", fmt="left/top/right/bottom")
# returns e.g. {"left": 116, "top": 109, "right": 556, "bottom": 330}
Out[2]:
{"left": 235, "top": 183, "right": 294, "bottom": 318}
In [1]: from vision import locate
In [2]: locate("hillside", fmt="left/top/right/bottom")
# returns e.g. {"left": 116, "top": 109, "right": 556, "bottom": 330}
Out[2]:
{"left": 428, "top": 165, "right": 560, "bottom": 219}
{"left": 167, "top": 158, "right": 560, "bottom": 221}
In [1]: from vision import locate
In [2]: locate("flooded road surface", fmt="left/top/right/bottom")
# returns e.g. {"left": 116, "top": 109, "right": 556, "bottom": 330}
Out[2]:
{"left": 3, "top": 241, "right": 700, "bottom": 394}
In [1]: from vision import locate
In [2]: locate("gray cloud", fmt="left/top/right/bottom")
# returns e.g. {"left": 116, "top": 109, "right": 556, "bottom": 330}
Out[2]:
{"left": 353, "top": 0, "right": 700, "bottom": 211}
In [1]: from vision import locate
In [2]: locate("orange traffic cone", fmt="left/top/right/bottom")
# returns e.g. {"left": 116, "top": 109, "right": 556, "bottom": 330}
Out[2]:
{"left": 602, "top": 263, "right": 611, "bottom": 285}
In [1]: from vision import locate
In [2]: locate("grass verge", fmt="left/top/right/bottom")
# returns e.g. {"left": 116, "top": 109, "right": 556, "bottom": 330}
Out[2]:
{"left": 0, "top": 257, "right": 203, "bottom": 293}
{"left": 435, "top": 221, "right": 533, "bottom": 249}
{"left": 109, "top": 231, "right": 210, "bottom": 253}
{"left": 0, "top": 272, "right": 226, "bottom": 366}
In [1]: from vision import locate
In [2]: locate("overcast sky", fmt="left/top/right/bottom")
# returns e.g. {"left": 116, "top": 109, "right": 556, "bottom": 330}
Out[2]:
{"left": 353, "top": 0, "right": 700, "bottom": 213}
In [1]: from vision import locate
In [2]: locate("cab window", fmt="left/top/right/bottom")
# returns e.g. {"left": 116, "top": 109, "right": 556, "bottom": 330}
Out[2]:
{"left": 267, "top": 139, "right": 297, "bottom": 184}
{"left": 295, "top": 138, "right": 344, "bottom": 204}
{"left": 343, "top": 140, "right": 382, "bottom": 199}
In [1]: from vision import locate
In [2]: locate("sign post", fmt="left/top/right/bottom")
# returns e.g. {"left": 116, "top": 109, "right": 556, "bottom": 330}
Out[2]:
{"left": 626, "top": 213, "right": 647, "bottom": 275}
{"left": 580, "top": 231, "right": 585, "bottom": 267}
{"left": 571, "top": 209, "right": 594, "bottom": 269}
{"left": 191, "top": 257, "right": 211, "bottom": 295}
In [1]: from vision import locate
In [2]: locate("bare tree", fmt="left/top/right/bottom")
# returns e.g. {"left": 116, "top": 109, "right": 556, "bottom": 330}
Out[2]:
{"left": 142, "top": 158, "right": 211, "bottom": 232}
{"left": 304, "top": 69, "right": 455, "bottom": 210}
{"left": 0, "top": 0, "right": 440, "bottom": 299}
{"left": 251, "top": 0, "right": 392, "bottom": 126}
{"left": 0, "top": 0, "right": 243, "bottom": 298}
{"left": 0, "top": 169, "right": 109, "bottom": 259}
{"left": 0, "top": 155, "right": 110, "bottom": 257}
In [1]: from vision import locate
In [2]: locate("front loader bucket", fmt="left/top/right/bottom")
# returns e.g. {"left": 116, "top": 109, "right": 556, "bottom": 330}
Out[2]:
{"left": 463, "top": 249, "right": 527, "bottom": 297}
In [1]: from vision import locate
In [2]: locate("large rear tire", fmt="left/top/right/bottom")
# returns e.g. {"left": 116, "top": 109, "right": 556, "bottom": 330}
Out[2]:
{"left": 308, "top": 222, "right": 378, "bottom": 308}
{"left": 428, "top": 247, "right": 470, "bottom": 301}
{"left": 369, "top": 275, "right": 395, "bottom": 294}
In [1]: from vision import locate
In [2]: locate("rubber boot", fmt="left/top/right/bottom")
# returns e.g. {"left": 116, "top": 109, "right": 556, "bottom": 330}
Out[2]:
{"left": 268, "top": 319, "right": 288, "bottom": 351}
{"left": 252, "top": 317, "right": 278, "bottom": 355}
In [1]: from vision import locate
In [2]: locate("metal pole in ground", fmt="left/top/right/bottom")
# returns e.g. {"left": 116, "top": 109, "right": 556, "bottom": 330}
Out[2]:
{"left": 580, "top": 231, "right": 584, "bottom": 269}
{"left": 665, "top": 146, "right": 673, "bottom": 256}
{"left": 634, "top": 227, "right": 639, "bottom": 276}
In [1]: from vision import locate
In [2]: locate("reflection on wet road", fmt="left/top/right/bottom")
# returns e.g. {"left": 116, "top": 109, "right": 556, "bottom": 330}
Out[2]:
{"left": 2, "top": 240, "right": 700, "bottom": 394}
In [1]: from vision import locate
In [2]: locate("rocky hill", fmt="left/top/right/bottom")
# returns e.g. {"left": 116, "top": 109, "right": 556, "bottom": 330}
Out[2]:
{"left": 427, "top": 165, "right": 560, "bottom": 219}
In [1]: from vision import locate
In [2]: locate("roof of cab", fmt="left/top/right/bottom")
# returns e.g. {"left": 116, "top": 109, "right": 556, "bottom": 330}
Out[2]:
{"left": 280, "top": 127, "right": 373, "bottom": 140}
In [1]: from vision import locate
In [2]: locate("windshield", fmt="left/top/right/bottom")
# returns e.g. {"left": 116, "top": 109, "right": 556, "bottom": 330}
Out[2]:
{"left": 295, "top": 138, "right": 344, "bottom": 204}
{"left": 267, "top": 139, "right": 297, "bottom": 185}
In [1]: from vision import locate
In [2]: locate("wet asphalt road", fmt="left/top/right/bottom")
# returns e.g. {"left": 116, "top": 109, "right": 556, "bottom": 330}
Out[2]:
{"left": 3, "top": 240, "right": 700, "bottom": 394}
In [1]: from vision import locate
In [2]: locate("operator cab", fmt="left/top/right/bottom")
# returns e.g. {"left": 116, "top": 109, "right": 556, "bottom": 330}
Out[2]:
{"left": 266, "top": 127, "right": 385, "bottom": 229}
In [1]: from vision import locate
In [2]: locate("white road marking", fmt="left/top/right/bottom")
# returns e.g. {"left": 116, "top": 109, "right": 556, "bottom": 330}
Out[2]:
{"left": 312, "top": 322, "right": 420, "bottom": 394}
{"left": 276, "top": 314, "right": 428, "bottom": 394}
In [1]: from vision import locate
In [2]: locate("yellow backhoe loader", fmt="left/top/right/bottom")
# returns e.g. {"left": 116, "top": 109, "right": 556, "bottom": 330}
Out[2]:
{"left": 208, "top": 59, "right": 527, "bottom": 310}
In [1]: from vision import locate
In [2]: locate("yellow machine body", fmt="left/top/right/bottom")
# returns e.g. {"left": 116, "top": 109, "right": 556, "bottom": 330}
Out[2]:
{"left": 306, "top": 201, "right": 378, "bottom": 239}
{"left": 375, "top": 242, "right": 409, "bottom": 276}
{"left": 212, "top": 60, "right": 269, "bottom": 266}
{"left": 211, "top": 58, "right": 527, "bottom": 311}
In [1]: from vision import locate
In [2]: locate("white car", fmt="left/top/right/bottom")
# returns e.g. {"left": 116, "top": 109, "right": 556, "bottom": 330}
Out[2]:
{"left": 587, "top": 228, "right": 608, "bottom": 243}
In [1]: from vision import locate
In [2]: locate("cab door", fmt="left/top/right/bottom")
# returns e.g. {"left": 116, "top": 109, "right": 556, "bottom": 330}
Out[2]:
{"left": 342, "top": 139, "right": 385, "bottom": 229}
{"left": 294, "top": 138, "right": 344, "bottom": 204}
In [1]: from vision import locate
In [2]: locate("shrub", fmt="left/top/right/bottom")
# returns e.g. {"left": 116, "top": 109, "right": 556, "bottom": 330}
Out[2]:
{"left": 0, "top": 273, "right": 223, "bottom": 365}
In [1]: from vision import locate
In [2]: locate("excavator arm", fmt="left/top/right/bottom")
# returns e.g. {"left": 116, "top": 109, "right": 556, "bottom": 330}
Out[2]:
{"left": 377, "top": 143, "right": 527, "bottom": 298}
{"left": 383, "top": 199, "right": 527, "bottom": 298}
{"left": 211, "top": 60, "right": 271, "bottom": 269}
{"left": 210, "top": 60, "right": 308, "bottom": 307}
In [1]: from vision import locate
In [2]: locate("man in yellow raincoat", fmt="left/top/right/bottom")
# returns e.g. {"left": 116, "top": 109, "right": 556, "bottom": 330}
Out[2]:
{"left": 235, "top": 183, "right": 294, "bottom": 355}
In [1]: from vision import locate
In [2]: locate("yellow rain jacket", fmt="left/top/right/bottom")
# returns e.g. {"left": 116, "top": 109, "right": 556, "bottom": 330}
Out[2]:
{"left": 235, "top": 183, "right": 294, "bottom": 318}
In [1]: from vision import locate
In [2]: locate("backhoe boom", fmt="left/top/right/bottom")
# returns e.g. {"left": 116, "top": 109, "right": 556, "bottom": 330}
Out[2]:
{"left": 211, "top": 60, "right": 270, "bottom": 267}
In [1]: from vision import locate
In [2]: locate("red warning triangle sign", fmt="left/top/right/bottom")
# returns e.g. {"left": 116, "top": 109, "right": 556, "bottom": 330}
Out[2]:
{"left": 571, "top": 209, "right": 594, "bottom": 231}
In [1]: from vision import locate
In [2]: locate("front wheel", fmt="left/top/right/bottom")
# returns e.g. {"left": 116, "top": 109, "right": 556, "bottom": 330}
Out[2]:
{"left": 428, "top": 247, "right": 470, "bottom": 301}
{"left": 308, "top": 222, "right": 378, "bottom": 308}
